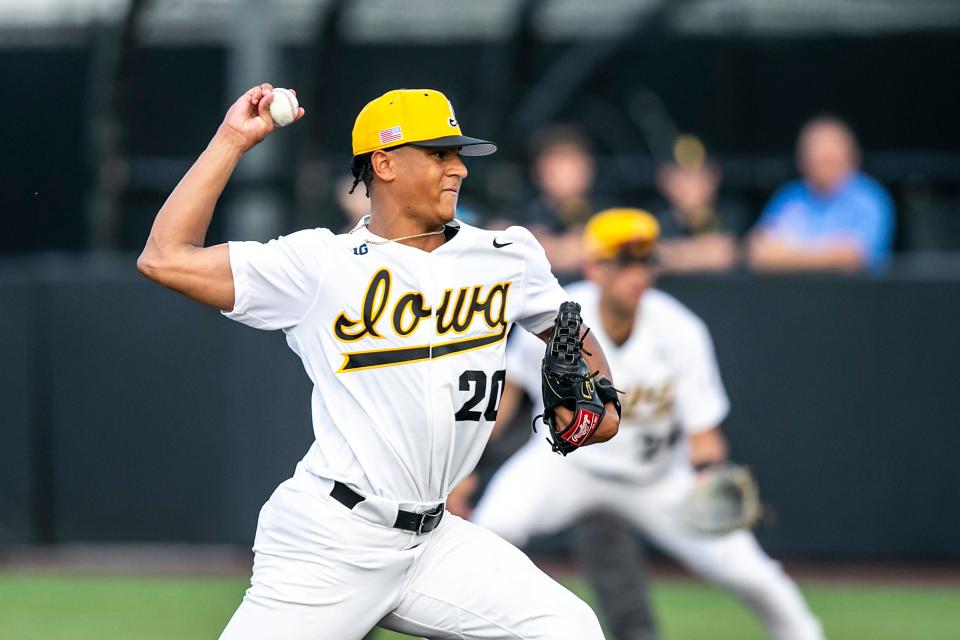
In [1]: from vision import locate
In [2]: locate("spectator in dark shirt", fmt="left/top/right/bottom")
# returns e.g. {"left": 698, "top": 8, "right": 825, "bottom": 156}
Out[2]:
{"left": 522, "top": 125, "right": 601, "bottom": 279}
{"left": 655, "top": 135, "right": 746, "bottom": 272}
{"left": 747, "top": 116, "right": 895, "bottom": 272}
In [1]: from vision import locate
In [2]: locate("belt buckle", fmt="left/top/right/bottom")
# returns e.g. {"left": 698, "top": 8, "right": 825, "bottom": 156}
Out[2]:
{"left": 416, "top": 504, "right": 444, "bottom": 535}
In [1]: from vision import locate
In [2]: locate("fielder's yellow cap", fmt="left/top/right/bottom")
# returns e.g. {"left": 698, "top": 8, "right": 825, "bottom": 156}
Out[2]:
{"left": 352, "top": 89, "right": 497, "bottom": 157}
{"left": 583, "top": 208, "right": 660, "bottom": 261}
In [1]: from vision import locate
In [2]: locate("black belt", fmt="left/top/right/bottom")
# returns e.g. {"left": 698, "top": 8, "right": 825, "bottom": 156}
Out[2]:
{"left": 330, "top": 481, "right": 445, "bottom": 534}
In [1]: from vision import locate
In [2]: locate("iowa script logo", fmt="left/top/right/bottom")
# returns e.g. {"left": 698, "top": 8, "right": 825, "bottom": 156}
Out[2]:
{"left": 333, "top": 269, "right": 511, "bottom": 372}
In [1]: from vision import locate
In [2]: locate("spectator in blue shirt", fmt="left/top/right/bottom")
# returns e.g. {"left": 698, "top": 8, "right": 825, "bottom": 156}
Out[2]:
{"left": 747, "top": 116, "right": 895, "bottom": 271}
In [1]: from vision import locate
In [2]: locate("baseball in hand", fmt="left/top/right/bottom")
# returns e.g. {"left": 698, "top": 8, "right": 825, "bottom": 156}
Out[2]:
{"left": 269, "top": 88, "right": 299, "bottom": 127}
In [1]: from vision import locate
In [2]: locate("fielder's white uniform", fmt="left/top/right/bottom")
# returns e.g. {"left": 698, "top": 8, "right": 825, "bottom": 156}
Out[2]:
{"left": 217, "top": 218, "right": 604, "bottom": 640}
{"left": 472, "top": 282, "right": 825, "bottom": 640}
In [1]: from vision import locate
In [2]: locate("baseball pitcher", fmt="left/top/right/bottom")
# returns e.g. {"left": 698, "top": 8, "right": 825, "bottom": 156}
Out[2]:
{"left": 137, "top": 84, "right": 622, "bottom": 639}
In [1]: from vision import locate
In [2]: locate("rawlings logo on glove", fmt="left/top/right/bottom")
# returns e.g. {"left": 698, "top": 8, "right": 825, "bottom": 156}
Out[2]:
{"left": 566, "top": 408, "right": 600, "bottom": 445}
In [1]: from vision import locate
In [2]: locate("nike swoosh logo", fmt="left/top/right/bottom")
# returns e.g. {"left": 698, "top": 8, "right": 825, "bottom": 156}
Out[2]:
{"left": 493, "top": 239, "right": 513, "bottom": 249}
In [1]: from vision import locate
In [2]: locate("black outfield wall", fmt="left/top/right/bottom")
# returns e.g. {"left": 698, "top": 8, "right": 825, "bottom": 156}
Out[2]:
{"left": 1, "top": 257, "right": 958, "bottom": 559}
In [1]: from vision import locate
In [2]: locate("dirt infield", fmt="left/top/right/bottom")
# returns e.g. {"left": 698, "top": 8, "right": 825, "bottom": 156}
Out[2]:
{"left": 3, "top": 544, "right": 959, "bottom": 586}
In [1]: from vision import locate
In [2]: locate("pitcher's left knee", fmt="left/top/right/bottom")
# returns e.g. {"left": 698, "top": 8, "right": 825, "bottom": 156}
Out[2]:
{"left": 532, "top": 592, "right": 603, "bottom": 639}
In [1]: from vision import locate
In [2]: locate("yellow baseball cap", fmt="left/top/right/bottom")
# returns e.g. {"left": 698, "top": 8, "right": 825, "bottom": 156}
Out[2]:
{"left": 352, "top": 89, "right": 497, "bottom": 157}
{"left": 583, "top": 208, "right": 660, "bottom": 262}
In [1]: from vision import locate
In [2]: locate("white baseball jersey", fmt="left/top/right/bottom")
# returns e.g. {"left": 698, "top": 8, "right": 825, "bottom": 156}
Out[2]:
{"left": 222, "top": 218, "right": 566, "bottom": 503}
{"left": 507, "top": 281, "right": 729, "bottom": 483}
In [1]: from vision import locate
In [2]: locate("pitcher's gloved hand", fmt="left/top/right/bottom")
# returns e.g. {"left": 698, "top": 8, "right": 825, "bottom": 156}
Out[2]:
{"left": 537, "top": 301, "right": 620, "bottom": 455}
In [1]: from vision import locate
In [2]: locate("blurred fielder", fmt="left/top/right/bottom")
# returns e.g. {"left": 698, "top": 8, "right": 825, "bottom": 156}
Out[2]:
{"left": 137, "top": 84, "right": 622, "bottom": 639}
{"left": 468, "top": 209, "right": 825, "bottom": 640}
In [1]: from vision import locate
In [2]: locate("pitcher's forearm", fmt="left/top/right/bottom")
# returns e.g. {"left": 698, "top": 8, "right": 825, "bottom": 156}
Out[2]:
{"left": 582, "top": 328, "right": 619, "bottom": 443}
{"left": 581, "top": 328, "right": 612, "bottom": 383}
{"left": 144, "top": 127, "right": 247, "bottom": 255}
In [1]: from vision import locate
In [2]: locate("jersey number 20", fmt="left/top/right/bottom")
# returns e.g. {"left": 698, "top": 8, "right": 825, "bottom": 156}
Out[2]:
{"left": 455, "top": 369, "right": 506, "bottom": 422}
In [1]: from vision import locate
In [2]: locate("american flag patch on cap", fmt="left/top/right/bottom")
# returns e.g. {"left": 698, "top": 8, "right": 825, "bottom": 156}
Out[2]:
{"left": 378, "top": 126, "right": 403, "bottom": 145}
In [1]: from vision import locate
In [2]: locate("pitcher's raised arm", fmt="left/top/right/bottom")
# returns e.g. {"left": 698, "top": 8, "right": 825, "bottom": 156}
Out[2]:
{"left": 136, "top": 84, "right": 305, "bottom": 310}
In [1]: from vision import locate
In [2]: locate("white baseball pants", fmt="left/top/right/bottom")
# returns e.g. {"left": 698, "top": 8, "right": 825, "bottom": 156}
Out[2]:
{"left": 218, "top": 462, "right": 603, "bottom": 640}
{"left": 472, "top": 442, "right": 825, "bottom": 640}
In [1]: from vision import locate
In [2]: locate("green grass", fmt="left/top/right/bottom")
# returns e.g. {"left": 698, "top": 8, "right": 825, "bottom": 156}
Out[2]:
{"left": 0, "top": 574, "right": 957, "bottom": 640}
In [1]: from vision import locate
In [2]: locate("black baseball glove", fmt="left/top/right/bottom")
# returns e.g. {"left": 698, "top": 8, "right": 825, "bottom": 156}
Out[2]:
{"left": 536, "top": 301, "right": 621, "bottom": 455}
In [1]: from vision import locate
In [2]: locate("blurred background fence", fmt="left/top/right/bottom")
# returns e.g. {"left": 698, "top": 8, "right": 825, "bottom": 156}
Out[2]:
{"left": 5, "top": 0, "right": 960, "bottom": 253}
{"left": 3, "top": 258, "right": 960, "bottom": 559}
{"left": 2, "top": 0, "right": 960, "bottom": 562}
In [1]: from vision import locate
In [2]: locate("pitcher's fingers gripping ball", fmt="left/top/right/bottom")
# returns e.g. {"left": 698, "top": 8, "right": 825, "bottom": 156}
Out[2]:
{"left": 538, "top": 301, "right": 621, "bottom": 455}
{"left": 268, "top": 88, "right": 299, "bottom": 127}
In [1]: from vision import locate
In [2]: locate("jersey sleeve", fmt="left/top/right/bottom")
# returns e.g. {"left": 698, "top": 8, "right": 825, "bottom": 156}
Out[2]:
{"left": 513, "top": 226, "right": 567, "bottom": 335}
{"left": 674, "top": 319, "right": 730, "bottom": 434}
{"left": 222, "top": 228, "right": 333, "bottom": 331}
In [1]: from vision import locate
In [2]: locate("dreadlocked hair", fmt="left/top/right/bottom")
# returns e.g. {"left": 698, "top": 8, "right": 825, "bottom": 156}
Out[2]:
{"left": 349, "top": 153, "right": 374, "bottom": 197}
{"left": 349, "top": 144, "right": 408, "bottom": 197}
